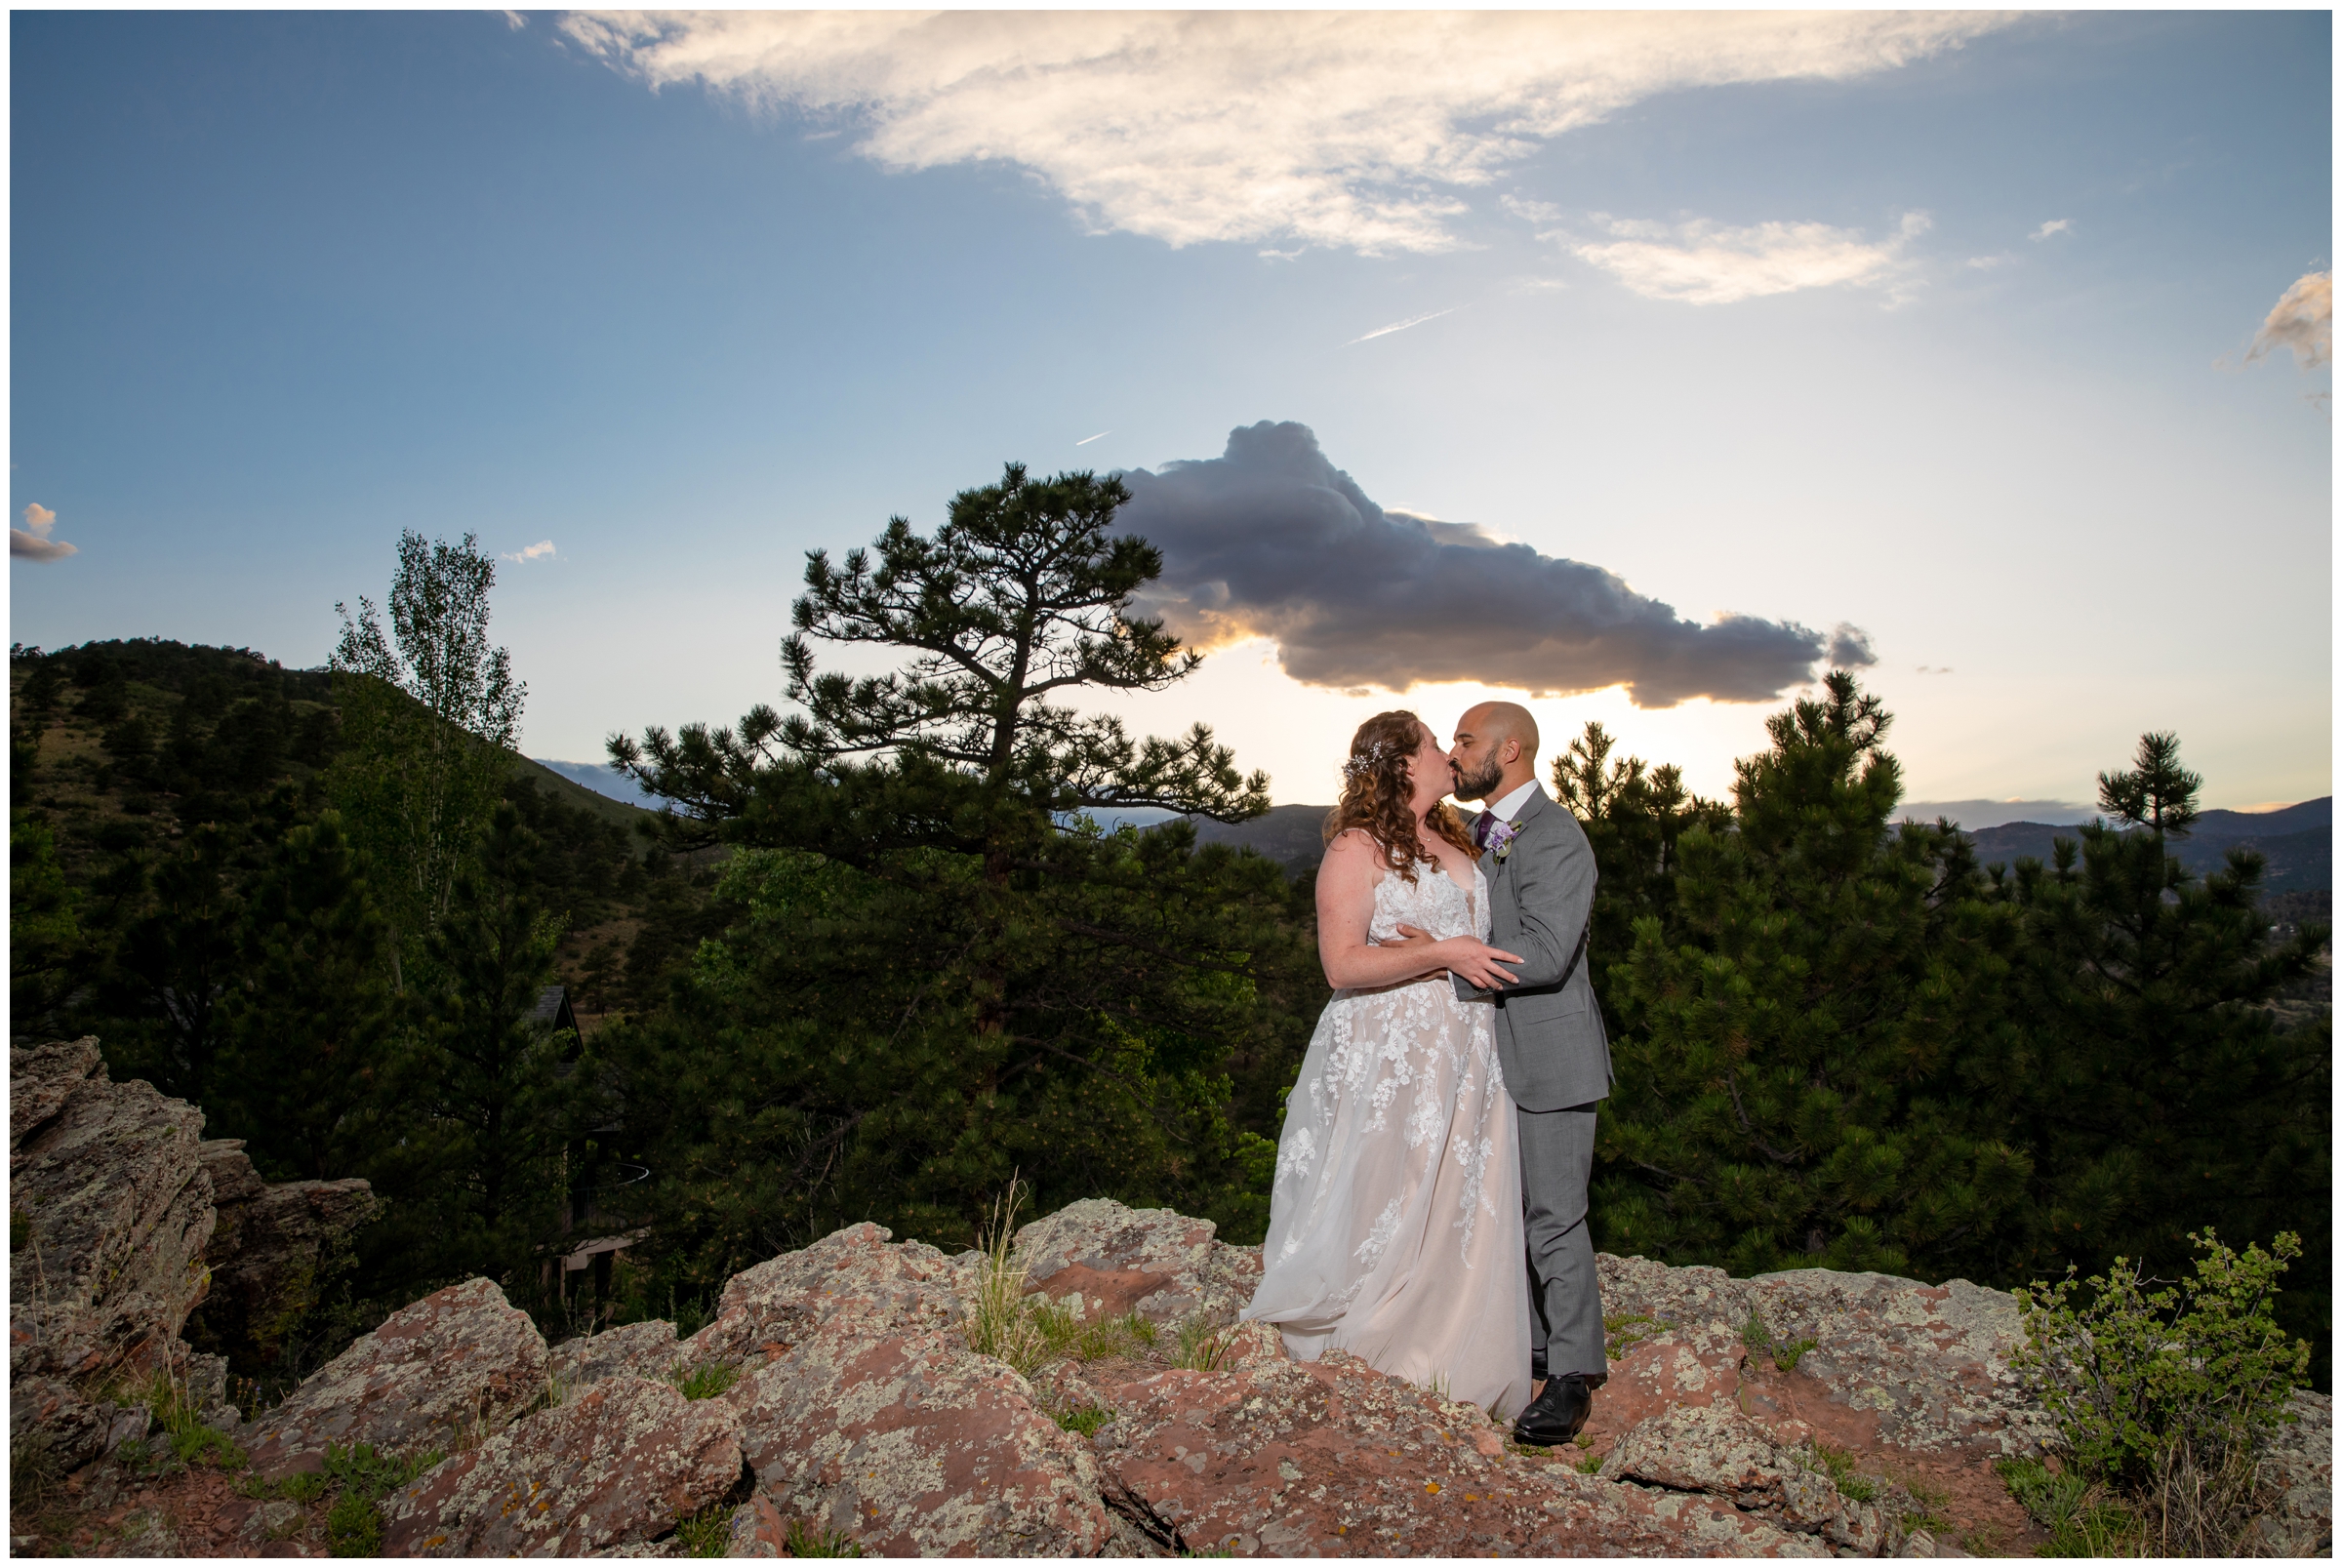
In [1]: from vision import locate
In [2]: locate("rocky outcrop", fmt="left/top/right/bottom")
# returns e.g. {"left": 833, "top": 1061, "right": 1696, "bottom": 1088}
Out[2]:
{"left": 1096, "top": 1337, "right": 1829, "bottom": 1557}
{"left": 383, "top": 1376, "right": 742, "bottom": 1556}
{"left": 1594, "top": 1252, "right": 2057, "bottom": 1461}
{"left": 551, "top": 1319, "right": 687, "bottom": 1393}
{"left": 729, "top": 1327, "right": 1112, "bottom": 1556}
{"left": 1015, "top": 1198, "right": 1264, "bottom": 1324}
{"left": 238, "top": 1278, "right": 551, "bottom": 1478}
{"left": 9, "top": 1049, "right": 2329, "bottom": 1563}
{"left": 2251, "top": 1389, "right": 2334, "bottom": 1556}
{"left": 187, "top": 1138, "right": 376, "bottom": 1375}
{"left": 1606, "top": 1402, "right": 1894, "bottom": 1553}
{"left": 678, "top": 1221, "right": 964, "bottom": 1375}
{"left": 10, "top": 1038, "right": 218, "bottom": 1469}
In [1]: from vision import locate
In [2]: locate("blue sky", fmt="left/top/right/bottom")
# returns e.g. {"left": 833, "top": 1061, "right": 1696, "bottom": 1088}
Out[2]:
{"left": 11, "top": 10, "right": 2331, "bottom": 818}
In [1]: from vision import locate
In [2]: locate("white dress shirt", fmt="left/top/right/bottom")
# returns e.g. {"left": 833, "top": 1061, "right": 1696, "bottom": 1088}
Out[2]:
{"left": 1482, "top": 779, "right": 1538, "bottom": 824}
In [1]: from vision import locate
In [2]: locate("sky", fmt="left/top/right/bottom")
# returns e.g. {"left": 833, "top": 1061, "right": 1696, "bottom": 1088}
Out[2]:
{"left": 10, "top": 10, "right": 2332, "bottom": 821}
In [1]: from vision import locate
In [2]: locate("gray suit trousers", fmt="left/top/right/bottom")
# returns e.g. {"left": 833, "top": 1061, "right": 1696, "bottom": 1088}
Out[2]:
{"left": 1519, "top": 1101, "right": 1604, "bottom": 1382}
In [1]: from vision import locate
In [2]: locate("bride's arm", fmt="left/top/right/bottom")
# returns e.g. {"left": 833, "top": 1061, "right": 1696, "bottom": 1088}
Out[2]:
{"left": 1317, "top": 833, "right": 1520, "bottom": 990}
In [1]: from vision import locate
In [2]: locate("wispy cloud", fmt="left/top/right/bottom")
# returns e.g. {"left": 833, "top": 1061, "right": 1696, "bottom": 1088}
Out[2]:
{"left": 1074, "top": 430, "right": 1111, "bottom": 447}
{"left": 1562, "top": 212, "right": 1930, "bottom": 305}
{"left": 559, "top": 13, "right": 2014, "bottom": 256}
{"left": 1119, "top": 421, "right": 1867, "bottom": 707}
{"left": 2245, "top": 271, "right": 2332, "bottom": 372}
{"left": 11, "top": 503, "right": 77, "bottom": 563}
{"left": 501, "top": 539, "right": 556, "bottom": 564}
{"left": 1347, "top": 307, "right": 1458, "bottom": 345}
{"left": 2029, "top": 218, "right": 2072, "bottom": 241}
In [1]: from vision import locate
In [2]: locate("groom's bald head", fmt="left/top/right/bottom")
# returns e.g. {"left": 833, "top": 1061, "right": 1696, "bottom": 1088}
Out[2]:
{"left": 1448, "top": 701, "right": 1540, "bottom": 803}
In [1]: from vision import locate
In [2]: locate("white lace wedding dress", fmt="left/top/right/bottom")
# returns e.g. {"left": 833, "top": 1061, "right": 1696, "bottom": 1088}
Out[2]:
{"left": 1240, "top": 855, "right": 1531, "bottom": 1417}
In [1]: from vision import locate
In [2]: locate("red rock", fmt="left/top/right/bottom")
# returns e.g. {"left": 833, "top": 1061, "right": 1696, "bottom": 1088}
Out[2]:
{"left": 1579, "top": 1321, "right": 1747, "bottom": 1457}
{"left": 727, "top": 1323, "right": 1110, "bottom": 1556}
{"left": 679, "top": 1222, "right": 964, "bottom": 1374}
{"left": 11, "top": 1039, "right": 218, "bottom": 1468}
{"left": 239, "top": 1277, "right": 549, "bottom": 1477}
{"left": 1606, "top": 1400, "right": 1893, "bottom": 1553}
{"left": 1015, "top": 1198, "right": 1262, "bottom": 1325}
{"left": 1099, "top": 1347, "right": 1825, "bottom": 1557}
{"left": 189, "top": 1140, "right": 375, "bottom": 1377}
{"left": 551, "top": 1319, "right": 686, "bottom": 1392}
{"left": 381, "top": 1375, "right": 742, "bottom": 1556}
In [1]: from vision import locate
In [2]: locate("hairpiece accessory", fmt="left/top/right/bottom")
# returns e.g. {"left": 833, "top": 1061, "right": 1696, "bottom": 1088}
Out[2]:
{"left": 1342, "top": 740, "right": 1398, "bottom": 784}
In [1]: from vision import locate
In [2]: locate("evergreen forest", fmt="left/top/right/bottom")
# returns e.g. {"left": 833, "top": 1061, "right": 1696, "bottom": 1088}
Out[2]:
{"left": 10, "top": 467, "right": 2329, "bottom": 1394}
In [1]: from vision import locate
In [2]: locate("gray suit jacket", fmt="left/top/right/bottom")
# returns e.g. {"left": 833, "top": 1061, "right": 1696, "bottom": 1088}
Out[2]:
{"left": 1452, "top": 784, "right": 1611, "bottom": 1112}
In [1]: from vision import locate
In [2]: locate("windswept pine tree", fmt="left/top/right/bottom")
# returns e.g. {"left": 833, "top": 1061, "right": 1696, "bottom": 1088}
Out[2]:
{"left": 602, "top": 463, "right": 1313, "bottom": 1292}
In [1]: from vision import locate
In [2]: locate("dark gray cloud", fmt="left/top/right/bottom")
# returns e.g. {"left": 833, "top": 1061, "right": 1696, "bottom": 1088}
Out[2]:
{"left": 1117, "top": 421, "right": 1868, "bottom": 707}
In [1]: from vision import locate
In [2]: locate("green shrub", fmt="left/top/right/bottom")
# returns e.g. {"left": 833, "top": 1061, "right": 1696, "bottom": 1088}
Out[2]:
{"left": 317, "top": 1440, "right": 443, "bottom": 1557}
{"left": 2011, "top": 1230, "right": 2310, "bottom": 1555}
{"left": 1810, "top": 1444, "right": 1877, "bottom": 1504}
{"left": 2011, "top": 1230, "right": 2308, "bottom": 1487}
{"left": 325, "top": 1487, "right": 383, "bottom": 1556}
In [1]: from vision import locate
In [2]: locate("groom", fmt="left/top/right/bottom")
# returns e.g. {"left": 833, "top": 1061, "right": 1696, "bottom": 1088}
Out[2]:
{"left": 1447, "top": 701, "right": 1610, "bottom": 1444}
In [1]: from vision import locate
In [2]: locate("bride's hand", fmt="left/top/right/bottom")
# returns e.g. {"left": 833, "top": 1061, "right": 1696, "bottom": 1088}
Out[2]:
{"left": 1393, "top": 924, "right": 1522, "bottom": 989}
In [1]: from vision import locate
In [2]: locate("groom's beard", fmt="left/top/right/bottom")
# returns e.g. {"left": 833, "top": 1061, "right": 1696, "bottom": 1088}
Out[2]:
{"left": 1452, "top": 756, "right": 1504, "bottom": 802}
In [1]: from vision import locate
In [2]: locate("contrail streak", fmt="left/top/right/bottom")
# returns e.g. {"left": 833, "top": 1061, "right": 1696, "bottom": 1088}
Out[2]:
{"left": 1347, "top": 306, "right": 1458, "bottom": 345}
{"left": 1075, "top": 429, "right": 1111, "bottom": 446}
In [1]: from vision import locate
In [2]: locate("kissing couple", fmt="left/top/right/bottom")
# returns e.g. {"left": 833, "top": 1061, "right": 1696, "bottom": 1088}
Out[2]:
{"left": 1239, "top": 702, "right": 1610, "bottom": 1445}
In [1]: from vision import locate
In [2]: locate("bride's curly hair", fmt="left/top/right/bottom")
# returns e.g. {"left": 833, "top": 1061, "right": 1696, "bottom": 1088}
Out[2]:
{"left": 1321, "top": 709, "right": 1478, "bottom": 882}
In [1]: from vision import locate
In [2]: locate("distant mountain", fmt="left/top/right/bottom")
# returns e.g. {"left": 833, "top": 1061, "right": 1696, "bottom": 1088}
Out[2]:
{"left": 1173, "top": 795, "right": 2333, "bottom": 894}
{"left": 535, "top": 759, "right": 668, "bottom": 810}
{"left": 1962, "top": 797, "right": 2330, "bottom": 895}
{"left": 1190, "top": 803, "right": 1332, "bottom": 870}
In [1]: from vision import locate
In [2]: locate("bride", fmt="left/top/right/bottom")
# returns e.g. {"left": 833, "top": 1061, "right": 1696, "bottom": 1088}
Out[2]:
{"left": 1240, "top": 710, "right": 1532, "bottom": 1416}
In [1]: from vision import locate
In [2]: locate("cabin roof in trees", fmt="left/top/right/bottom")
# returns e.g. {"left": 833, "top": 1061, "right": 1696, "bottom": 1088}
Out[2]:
{"left": 533, "top": 985, "right": 581, "bottom": 1051}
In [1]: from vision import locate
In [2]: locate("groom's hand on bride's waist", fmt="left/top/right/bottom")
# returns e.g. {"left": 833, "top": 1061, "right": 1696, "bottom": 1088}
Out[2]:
{"left": 1392, "top": 924, "right": 1521, "bottom": 989}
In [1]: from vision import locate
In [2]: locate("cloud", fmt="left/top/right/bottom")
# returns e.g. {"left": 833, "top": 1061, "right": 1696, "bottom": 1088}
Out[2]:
{"left": 2029, "top": 218, "right": 2071, "bottom": 241}
{"left": 2245, "top": 271, "right": 2332, "bottom": 372}
{"left": 1561, "top": 211, "right": 1930, "bottom": 304}
{"left": 559, "top": 12, "right": 2012, "bottom": 256}
{"left": 1116, "top": 421, "right": 1855, "bottom": 707}
{"left": 11, "top": 503, "right": 77, "bottom": 562}
{"left": 501, "top": 539, "right": 556, "bottom": 563}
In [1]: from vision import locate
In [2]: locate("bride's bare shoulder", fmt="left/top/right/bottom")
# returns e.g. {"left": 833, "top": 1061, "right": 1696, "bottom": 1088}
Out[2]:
{"left": 1322, "top": 827, "right": 1388, "bottom": 872}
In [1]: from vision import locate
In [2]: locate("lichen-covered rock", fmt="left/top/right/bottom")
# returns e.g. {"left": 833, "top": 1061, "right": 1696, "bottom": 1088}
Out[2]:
{"left": 728, "top": 1323, "right": 1111, "bottom": 1556}
{"left": 382, "top": 1374, "right": 743, "bottom": 1556}
{"left": 10, "top": 1039, "right": 216, "bottom": 1395}
{"left": 1606, "top": 1400, "right": 1895, "bottom": 1553}
{"left": 552, "top": 1319, "right": 686, "bottom": 1392}
{"left": 2249, "top": 1388, "right": 2333, "bottom": 1556}
{"left": 1598, "top": 1253, "right": 2053, "bottom": 1461}
{"left": 680, "top": 1222, "right": 964, "bottom": 1375}
{"left": 187, "top": 1139, "right": 375, "bottom": 1375}
{"left": 1579, "top": 1320, "right": 1749, "bottom": 1456}
{"left": 1014, "top": 1197, "right": 1262, "bottom": 1325}
{"left": 9, "top": 1375, "right": 115, "bottom": 1475}
{"left": 239, "top": 1277, "right": 549, "bottom": 1476}
{"left": 1099, "top": 1346, "right": 1825, "bottom": 1556}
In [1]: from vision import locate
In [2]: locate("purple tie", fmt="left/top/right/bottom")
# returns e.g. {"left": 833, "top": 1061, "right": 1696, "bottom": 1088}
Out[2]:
{"left": 1474, "top": 812, "right": 1494, "bottom": 849}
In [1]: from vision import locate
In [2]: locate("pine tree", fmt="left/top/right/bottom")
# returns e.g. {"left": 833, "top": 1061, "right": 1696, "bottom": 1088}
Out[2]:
{"left": 1979, "top": 734, "right": 2328, "bottom": 1371}
{"left": 214, "top": 813, "right": 399, "bottom": 1179}
{"left": 1595, "top": 673, "right": 2032, "bottom": 1277}
{"left": 404, "top": 802, "right": 578, "bottom": 1286}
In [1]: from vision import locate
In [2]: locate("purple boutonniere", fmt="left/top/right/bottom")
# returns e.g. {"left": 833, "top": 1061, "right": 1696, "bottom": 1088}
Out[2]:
{"left": 1486, "top": 818, "right": 1523, "bottom": 863}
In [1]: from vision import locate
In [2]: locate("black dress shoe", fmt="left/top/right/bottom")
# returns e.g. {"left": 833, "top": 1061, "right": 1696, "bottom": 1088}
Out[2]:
{"left": 1513, "top": 1374, "right": 1593, "bottom": 1447}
